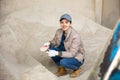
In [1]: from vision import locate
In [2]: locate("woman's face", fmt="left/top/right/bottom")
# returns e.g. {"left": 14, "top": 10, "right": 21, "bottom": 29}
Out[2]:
{"left": 60, "top": 19, "right": 71, "bottom": 31}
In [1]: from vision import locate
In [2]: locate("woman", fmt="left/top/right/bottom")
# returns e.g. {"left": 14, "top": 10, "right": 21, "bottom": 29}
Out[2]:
{"left": 41, "top": 14, "right": 85, "bottom": 78}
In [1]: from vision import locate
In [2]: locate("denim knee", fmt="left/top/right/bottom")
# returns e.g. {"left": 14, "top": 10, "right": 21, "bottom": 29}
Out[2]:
{"left": 60, "top": 59, "right": 69, "bottom": 68}
{"left": 60, "top": 58, "right": 83, "bottom": 70}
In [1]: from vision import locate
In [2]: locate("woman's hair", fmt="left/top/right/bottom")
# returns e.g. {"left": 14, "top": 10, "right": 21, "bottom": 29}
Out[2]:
{"left": 60, "top": 18, "right": 72, "bottom": 23}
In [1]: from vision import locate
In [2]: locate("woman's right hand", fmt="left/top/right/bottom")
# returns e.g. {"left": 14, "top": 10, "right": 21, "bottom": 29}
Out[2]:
{"left": 43, "top": 42, "right": 50, "bottom": 47}
{"left": 40, "top": 42, "right": 50, "bottom": 52}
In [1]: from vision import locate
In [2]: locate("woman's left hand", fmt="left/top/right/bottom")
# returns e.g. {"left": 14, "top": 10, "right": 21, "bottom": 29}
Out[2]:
{"left": 46, "top": 50, "right": 58, "bottom": 57}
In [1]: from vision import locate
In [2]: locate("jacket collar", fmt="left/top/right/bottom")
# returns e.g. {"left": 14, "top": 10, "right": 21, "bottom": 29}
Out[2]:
{"left": 59, "top": 27, "right": 72, "bottom": 41}
{"left": 64, "top": 27, "right": 72, "bottom": 41}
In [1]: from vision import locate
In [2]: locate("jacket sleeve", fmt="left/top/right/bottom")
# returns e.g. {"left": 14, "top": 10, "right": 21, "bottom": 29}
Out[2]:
{"left": 61, "top": 34, "right": 82, "bottom": 58}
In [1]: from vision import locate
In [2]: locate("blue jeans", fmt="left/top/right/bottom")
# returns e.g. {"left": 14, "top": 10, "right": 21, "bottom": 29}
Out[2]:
{"left": 50, "top": 46, "right": 84, "bottom": 70}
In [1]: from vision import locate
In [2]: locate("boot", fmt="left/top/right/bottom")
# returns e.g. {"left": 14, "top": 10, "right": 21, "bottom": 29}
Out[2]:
{"left": 55, "top": 66, "right": 67, "bottom": 77}
{"left": 70, "top": 68, "right": 82, "bottom": 78}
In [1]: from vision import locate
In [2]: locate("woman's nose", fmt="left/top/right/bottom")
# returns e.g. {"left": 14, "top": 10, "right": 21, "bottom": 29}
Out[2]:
{"left": 63, "top": 23, "right": 66, "bottom": 26}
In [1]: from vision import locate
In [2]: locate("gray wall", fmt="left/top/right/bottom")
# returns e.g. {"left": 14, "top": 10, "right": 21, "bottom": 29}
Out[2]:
{"left": 102, "top": 0, "right": 120, "bottom": 29}
{"left": 0, "top": 0, "right": 95, "bottom": 20}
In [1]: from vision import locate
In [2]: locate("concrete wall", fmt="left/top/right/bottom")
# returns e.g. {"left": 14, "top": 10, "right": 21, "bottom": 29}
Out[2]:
{"left": 0, "top": 0, "right": 95, "bottom": 21}
{"left": 0, "top": 1, "right": 95, "bottom": 80}
{"left": 1, "top": 0, "right": 120, "bottom": 29}
{"left": 0, "top": 0, "right": 113, "bottom": 80}
{"left": 102, "top": 0, "right": 120, "bottom": 29}
{"left": 94, "top": 0, "right": 103, "bottom": 24}
{"left": 0, "top": 7, "right": 112, "bottom": 80}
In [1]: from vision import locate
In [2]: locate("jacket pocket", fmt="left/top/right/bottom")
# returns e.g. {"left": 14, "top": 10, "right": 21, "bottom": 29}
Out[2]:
{"left": 56, "top": 37, "right": 61, "bottom": 46}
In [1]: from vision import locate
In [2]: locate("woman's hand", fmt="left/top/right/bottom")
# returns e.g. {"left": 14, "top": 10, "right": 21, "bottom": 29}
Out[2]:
{"left": 40, "top": 42, "right": 50, "bottom": 52}
{"left": 46, "top": 50, "right": 58, "bottom": 57}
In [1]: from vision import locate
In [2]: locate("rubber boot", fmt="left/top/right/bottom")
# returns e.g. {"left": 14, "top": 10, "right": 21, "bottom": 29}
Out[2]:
{"left": 70, "top": 68, "right": 82, "bottom": 78}
{"left": 55, "top": 66, "right": 67, "bottom": 77}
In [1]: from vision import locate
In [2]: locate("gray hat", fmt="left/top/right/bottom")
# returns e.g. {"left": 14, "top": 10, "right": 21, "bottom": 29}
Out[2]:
{"left": 60, "top": 14, "right": 72, "bottom": 22}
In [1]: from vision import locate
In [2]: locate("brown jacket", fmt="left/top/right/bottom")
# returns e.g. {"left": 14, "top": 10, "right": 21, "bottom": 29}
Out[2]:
{"left": 50, "top": 27, "right": 85, "bottom": 62}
